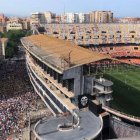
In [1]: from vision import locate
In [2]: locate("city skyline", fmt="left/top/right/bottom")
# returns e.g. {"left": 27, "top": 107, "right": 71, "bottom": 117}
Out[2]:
{"left": 1, "top": 0, "right": 140, "bottom": 17}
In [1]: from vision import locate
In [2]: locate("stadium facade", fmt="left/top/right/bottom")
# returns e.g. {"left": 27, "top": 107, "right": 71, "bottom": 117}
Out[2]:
{"left": 21, "top": 30, "right": 140, "bottom": 139}
{"left": 21, "top": 34, "right": 116, "bottom": 140}
{"left": 43, "top": 23, "right": 140, "bottom": 45}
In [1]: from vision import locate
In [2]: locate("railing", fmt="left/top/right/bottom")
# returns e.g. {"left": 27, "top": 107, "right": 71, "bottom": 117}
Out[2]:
{"left": 26, "top": 54, "right": 74, "bottom": 98}
{"left": 27, "top": 62, "right": 60, "bottom": 115}
{"left": 26, "top": 55, "right": 77, "bottom": 114}
{"left": 110, "top": 117, "right": 140, "bottom": 138}
{"left": 28, "top": 62, "right": 80, "bottom": 131}
{"left": 103, "top": 106, "right": 140, "bottom": 123}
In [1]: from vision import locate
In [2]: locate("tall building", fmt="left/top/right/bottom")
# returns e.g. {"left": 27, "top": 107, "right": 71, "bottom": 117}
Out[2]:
{"left": 78, "top": 13, "right": 90, "bottom": 23}
{"left": 30, "top": 12, "right": 56, "bottom": 25}
{"left": 62, "top": 13, "right": 79, "bottom": 23}
{"left": 30, "top": 12, "right": 46, "bottom": 25}
{"left": 89, "top": 11, "right": 113, "bottom": 23}
{"left": 22, "top": 18, "right": 30, "bottom": 30}
{"left": 78, "top": 13, "right": 85, "bottom": 23}
{"left": 44, "top": 11, "right": 56, "bottom": 23}
{"left": 85, "top": 13, "right": 90, "bottom": 23}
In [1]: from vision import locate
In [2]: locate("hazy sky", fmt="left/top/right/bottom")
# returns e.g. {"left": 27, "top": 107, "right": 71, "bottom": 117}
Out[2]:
{"left": 1, "top": 0, "right": 140, "bottom": 17}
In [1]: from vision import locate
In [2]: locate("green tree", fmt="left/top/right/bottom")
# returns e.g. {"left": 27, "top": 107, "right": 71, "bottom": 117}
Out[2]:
{"left": 3, "top": 29, "right": 32, "bottom": 58}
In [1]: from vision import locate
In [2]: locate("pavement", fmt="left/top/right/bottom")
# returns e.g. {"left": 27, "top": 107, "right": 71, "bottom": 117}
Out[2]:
{"left": 35, "top": 110, "right": 103, "bottom": 140}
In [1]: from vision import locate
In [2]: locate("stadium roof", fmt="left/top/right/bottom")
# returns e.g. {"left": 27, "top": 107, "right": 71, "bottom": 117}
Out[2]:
{"left": 22, "top": 34, "right": 111, "bottom": 73}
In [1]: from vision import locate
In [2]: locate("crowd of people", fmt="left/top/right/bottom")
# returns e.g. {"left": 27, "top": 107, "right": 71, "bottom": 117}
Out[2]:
{"left": 0, "top": 60, "right": 39, "bottom": 139}
{"left": 90, "top": 46, "right": 140, "bottom": 65}
{"left": 120, "top": 59, "right": 140, "bottom": 65}
{"left": 0, "top": 92, "right": 38, "bottom": 139}
{"left": 0, "top": 60, "right": 31, "bottom": 99}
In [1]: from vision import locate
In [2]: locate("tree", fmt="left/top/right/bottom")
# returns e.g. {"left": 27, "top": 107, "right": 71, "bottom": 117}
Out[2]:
{"left": 3, "top": 29, "right": 32, "bottom": 58}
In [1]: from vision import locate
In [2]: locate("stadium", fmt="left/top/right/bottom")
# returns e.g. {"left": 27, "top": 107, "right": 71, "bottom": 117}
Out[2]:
{"left": 21, "top": 24, "right": 140, "bottom": 139}
{"left": 43, "top": 23, "right": 140, "bottom": 117}
{"left": 1, "top": 23, "right": 140, "bottom": 139}
{"left": 21, "top": 34, "right": 109, "bottom": 140}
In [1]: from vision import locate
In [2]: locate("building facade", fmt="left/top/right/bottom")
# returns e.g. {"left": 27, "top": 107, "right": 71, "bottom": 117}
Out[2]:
{"left": 30, "top": 12, "right": 56, "bottom": 25}
{"left": 61, "top": 13, "right": 90, "bottom": 23}
{"left": 78, "top": 13, "right": 90, "bottom": 23}
{"left": 30, "top": 12, "right": 46, "bottom": 25}
{"left": 66, "top": 13, "right": 79, "bottom": 23}
{"left": 89, "top": 11, "right": 113, "bottom": 23}
{"left": 44, "top": 23, "right": 140, "bottom": 45}
{"left": 7, "top": 22, "right": 23, "bottom": 31}
{"left": 44, "top": 11, "right": 56, "bottom": 23}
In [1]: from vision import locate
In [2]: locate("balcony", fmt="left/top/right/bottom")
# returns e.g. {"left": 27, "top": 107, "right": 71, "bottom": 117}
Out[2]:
{"left": 93, "top": 85, "right": 113, "bottom": 95}
{"left": 26, "top": 55, "right": 76, "bottom": 113}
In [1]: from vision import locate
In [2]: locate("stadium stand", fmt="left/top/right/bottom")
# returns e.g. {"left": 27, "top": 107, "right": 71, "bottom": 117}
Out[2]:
{"left": 90, "top": 46, "right": 140, "bottom": 65}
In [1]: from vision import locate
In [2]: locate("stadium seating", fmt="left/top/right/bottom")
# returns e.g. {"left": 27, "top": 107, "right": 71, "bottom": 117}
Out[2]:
{"left": 90, "top": 46, "right": 140, "bottom": 65}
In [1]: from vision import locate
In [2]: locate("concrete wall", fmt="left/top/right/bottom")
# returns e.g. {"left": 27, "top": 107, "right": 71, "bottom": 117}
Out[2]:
{"left": 84, "top": 76, "right": 93, "bottom": 94}
{"left": 110, "top": 117, "right": 140, "bottom": 138}
{"left": 63, "top": 66, "right": 83, "bottom": 96}
{"left": 44, "top": 23, "right": 140, "bottom": 45}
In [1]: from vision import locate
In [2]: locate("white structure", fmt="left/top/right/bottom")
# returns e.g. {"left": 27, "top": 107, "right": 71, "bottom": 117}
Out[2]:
{"left": 61, "top": 13, "right": 90, "bottom": 23}
{"left": 0, "top": 38, "right": 8, "bottom": 60}
{"left": 78, "top": 13, "right": 90, "bottom": 23}
{"left": 62, "top": 13, "right": 79, "bottom": 23}
{"left": 78, "top": 13, "right": 85, "bottom": 23}
{"left": 7, "top": 22, "right": 23, "bottom": 31}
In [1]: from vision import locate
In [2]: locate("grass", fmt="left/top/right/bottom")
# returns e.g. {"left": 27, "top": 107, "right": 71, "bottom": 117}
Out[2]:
{"left": 104, "top": 65, "right": 140, "bottom": 117}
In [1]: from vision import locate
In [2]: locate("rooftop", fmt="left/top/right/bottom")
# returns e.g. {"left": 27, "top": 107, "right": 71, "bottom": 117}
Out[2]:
{"left": 22, "top": 34, "right": 110, "bottom": 73}
{"left": 35, "top": 111, "right": 103, "bottom": 140}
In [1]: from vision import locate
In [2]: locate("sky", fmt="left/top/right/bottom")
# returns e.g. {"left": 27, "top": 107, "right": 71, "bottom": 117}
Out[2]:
{"left": 0, "top": 0, "right": 140, "bottom": 17}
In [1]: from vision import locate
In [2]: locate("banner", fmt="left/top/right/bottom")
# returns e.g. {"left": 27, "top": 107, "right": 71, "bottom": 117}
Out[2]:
{"left": 78, "top": 94, "right": 89, "bottom": 109}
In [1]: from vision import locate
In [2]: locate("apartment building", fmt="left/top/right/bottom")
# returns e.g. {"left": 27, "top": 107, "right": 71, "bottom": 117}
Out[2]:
{"left": 90, "top": 11, "right": 113, "bottom": 23}
{"left": 30, "top": 12, "right": 46, "bottom": 25}
{"left": 7, "top": 22, "right": 23, "bottom": 31}
{"left": 79, "top": 13, "right": 90, "bottom": 23}
{"left": 66, "top": 13, "right": 79, "bottom": 23}
{"left": 44, "top": 11, "right": 56, "bottom": 23}
{"left": 30, "top": 12, "right": 56, "bottom": 25}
